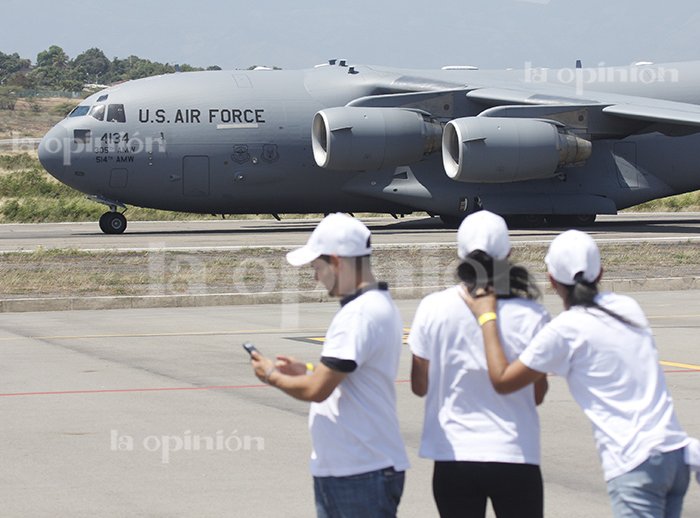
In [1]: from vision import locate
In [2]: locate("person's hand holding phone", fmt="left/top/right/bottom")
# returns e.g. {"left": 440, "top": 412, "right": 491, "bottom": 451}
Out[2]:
{"left": 243, "top": 342, "right": 275, "bottom": 383}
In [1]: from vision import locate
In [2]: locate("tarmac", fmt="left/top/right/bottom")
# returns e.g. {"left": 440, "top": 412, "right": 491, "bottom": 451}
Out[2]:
{"left": 1, "top": 291, "right": 699, "bottom": 517}
{"left": 1, "top": 215, "right": 699, "bottom": 515}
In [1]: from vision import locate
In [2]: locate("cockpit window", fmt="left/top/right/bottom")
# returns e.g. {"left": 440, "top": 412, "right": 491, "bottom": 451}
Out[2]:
{"left": 97, "top": 94, "right": 109, "bottom": 102}
{"left": 68, "top": 105, "right": 90, "bottom": 117}
{"left": 107, "top": 104, "right": 126, "bottom": 123}
{"left": 89, "top": 104, "right": 105, "bottom": 121}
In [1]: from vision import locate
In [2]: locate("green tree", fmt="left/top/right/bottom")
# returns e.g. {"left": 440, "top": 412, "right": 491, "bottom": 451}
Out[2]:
{"left": 30, "top": 45, "right": 70, "bottom": 89}
{"left": 177, "top": 64, "right": 202, "bottom": 72}
{"left": 36, "top": 45, "right": 69, "bottom": 69}
{"left": 0, "top": 51, "right": 30, "bottom": 84}
{"left": 72, "top": 48, "right": 111, "bottom": 84}
{"left": 1, "top": 46, "right": 224, "bottom": 91}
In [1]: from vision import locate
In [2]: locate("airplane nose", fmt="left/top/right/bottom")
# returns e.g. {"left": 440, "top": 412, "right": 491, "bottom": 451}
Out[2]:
{"left": 38, "top": 125, "right": 69, "bottom": 180}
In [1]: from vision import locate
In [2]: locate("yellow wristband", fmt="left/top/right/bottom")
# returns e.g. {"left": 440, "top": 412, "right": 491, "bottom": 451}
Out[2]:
{"left": 306, "top": 362, "right": 315, "bottom": 375}
{"left": 478, "top": 312, "right": 498, "bottom": 326}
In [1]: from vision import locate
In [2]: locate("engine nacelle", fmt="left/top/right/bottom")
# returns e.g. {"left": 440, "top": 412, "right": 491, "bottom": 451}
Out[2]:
{"left": 442, "top": 117, "right": 592, "bottom": 183}
{"left": 312, "top": 107, "right": 442, "bottom": 171}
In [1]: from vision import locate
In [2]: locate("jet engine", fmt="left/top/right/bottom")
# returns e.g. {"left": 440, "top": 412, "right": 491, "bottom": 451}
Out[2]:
{"left": 442, "top": 117, "right": 592, "bottom": 183}
{"left": 312, "top": 107, "right": 442, "bottom": 171}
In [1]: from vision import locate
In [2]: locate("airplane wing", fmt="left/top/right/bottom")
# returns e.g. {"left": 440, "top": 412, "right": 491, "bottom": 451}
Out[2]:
{"left": 350, "top": 83, "right": 700, "bottom": 134}
{"left": 601, "top": 103, "right": 700, "bottom": 127}
{"left": 466, "top": 87, "right": 597, "bottom": 106}
{"left": 467, "top": 86, "right": 700, "bottom": 131}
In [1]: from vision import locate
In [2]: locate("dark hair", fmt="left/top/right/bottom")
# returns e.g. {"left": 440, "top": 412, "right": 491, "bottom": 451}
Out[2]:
{"left": 457, "top": 250, "right": 541, "bottom": 300}
{"left": 564, "top": 272, "right": 640, "bottom": 327}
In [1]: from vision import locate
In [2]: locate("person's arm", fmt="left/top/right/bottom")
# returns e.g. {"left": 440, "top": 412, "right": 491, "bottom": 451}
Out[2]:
{"left": 534, "top": 375, "right": 548, "bottom": 406}
{"left": 251, "top": 352, "right": 347, "bottom": 403}
{"left": 411, "top": 355, "right": 429, "bottom": 397}
{"left": 460, "top": 286, "right": 545, "bottom": 394}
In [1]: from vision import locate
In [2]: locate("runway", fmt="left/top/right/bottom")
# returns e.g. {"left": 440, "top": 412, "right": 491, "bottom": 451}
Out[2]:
{"left": 1, "top": 212, "right": 700, "bottom": 253}
{"left": 0, "top": 292, "right": 698, "bottom": 517}
{"left": 1, "top": 213, "right": 699, "bottom": 515}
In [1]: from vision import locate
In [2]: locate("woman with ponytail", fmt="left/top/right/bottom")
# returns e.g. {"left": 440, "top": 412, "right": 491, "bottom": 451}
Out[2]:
{"left": 463, "top": 229, "right": 692, "bottom": 518}
{"left": 409, "top": 211, "right": 550, "bottom": 518}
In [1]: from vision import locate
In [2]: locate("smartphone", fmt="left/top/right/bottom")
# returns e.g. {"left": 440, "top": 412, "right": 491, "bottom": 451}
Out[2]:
{"left": 242, "top": 342, "right": 259, "bottom": 357}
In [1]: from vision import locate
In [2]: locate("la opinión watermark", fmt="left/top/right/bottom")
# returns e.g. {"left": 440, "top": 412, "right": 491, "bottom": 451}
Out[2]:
{"left": 110, "top": 429, "right": 265, "bottom": 464}
{"left": 523, "top": 61, "right": 680, "bottom": 95}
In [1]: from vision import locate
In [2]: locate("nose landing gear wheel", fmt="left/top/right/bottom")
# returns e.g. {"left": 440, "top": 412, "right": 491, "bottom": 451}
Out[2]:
{"left": 99, "top": 212, "right": 127, "bottom": 234}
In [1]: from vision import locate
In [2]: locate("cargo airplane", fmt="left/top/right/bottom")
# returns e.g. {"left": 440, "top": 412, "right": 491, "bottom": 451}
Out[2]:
{"left": 38, "top": 59, "right": 700, "bottom": 233}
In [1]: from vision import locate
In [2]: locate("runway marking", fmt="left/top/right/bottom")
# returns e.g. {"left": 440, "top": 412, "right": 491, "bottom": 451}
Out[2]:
{"left": 0, "top": 327, "right": 415, "bottom": 343}
{"left": 0, "top": 328, "right": 327, "bottom": 342}
{"left": 0, "top": 384, "right": 268, "bottom": 398}
{"left": 0, "top": 364, "right": 696, "bottom": 399}
{"left": 660, "top": 360, "right": 700, "bottom": 371}
{"left": 288, "top": 329, "right": 412, "bottom": 345}
{"left": 648, "top": 314, "right": 700, "bottom": 319}
{"left": 0, "top": 379, "right": 413, "bottom": 398}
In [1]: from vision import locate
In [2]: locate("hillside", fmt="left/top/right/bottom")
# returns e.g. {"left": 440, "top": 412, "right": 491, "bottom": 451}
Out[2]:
{"left": 0, "top": 97, "right": 77, "bottom": 139}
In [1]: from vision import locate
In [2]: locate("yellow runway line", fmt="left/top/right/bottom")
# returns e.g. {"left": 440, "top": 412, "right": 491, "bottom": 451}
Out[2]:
{"left": 660, "top": 360, "right": 700, "bottom": 371}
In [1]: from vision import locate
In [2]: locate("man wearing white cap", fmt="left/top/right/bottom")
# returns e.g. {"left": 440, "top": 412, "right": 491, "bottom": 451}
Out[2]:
{"left": 250, "top": 213, "right": 409, "bottom": 517}
{"left": 463, "top": 229, "right": 692, "bottom": 518}
{"left": 409, "top": 210, "right": 550, "bottom": 517}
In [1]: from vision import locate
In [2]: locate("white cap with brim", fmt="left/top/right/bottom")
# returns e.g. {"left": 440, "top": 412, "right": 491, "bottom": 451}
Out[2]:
{"left": 545, "top": 229, "right": 601, "bottom": 285}
{"left": 286, "top": 213, "right": 372, "bottom": 266}
{"left": 457, "top": 210, "right": 511, "bottom": 260}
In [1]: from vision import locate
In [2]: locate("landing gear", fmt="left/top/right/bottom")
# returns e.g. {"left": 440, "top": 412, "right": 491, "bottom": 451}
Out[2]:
{"left": 87, "top": 195, "right": 128, "bottom": 234}
{"left": 99, "top": 211, "right": 127, "bottom": 234}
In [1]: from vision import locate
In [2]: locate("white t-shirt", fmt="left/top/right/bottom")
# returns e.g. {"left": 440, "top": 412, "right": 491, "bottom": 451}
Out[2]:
{"left": 519, "top": 292, "right": 690, "bottom": 481}
{"left": 309, "top": 287, "right": 410, "bottom": 477}
{"left": 408, "top": 285, "right": 550, "bottom": 464}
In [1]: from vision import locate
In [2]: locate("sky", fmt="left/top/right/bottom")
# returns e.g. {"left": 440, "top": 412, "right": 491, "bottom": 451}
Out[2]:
{"left": 3, "top": 0, "right": 700, "bottom": 71}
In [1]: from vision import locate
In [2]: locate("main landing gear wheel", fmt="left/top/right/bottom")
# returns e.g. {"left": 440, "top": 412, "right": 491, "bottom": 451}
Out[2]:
{"left": 99, "top": 212, "right": 127, "bottom": 234}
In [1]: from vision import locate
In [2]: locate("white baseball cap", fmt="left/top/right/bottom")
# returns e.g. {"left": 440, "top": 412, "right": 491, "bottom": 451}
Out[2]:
{"left": 545, "top": 230, "right": 601, "bottom": 285}
{"left": 286, "top": 213, "right": 372, "bottom": 266}
{"left": 457, "top": 210, "right": 511, "bottom": 260}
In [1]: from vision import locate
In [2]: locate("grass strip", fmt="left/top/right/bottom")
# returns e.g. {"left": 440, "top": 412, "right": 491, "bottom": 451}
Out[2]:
{"left": 1, "top": 243, "right": 698, "bottom": 299}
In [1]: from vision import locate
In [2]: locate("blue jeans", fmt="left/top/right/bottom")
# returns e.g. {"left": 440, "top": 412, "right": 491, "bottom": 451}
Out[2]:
{"left": 313, "top": 467, "right": 405, "bottom": 518}
{"left": 607, "top": 447, "right": 690, "bottom": 518}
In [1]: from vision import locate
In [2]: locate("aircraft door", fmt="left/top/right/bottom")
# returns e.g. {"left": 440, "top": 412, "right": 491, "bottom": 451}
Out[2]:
{"left": 182, "top": 155, "right": 210, "bottom": 197}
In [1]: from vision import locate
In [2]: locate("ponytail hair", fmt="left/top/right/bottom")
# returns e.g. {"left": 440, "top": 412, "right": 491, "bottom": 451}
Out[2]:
{"left": 457, "top": 250, "right": 541, "bottom": 300}
{"left": 565, "top": 272, "right": 640, "bottom": 327}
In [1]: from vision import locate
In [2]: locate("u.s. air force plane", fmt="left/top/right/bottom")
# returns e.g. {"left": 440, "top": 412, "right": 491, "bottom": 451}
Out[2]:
{"left": 38, "top": 59, "right": 700, "bottom": 233}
